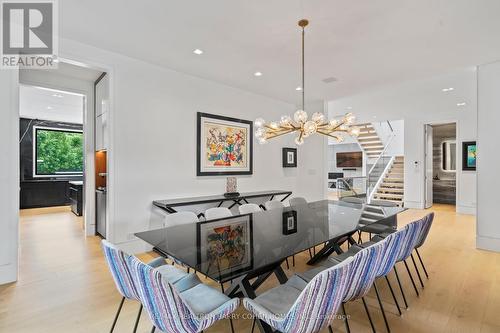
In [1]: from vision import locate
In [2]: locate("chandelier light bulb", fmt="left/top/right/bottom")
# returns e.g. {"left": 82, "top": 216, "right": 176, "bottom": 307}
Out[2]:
{"left": 303, "top": 120, "right": 318, "bottom": 136}
{"left": 255, "top": 127, "right": 266, "bottom": 138}
{"left": 295, "top": 136, "right": 304, "bottom": 145}
{"left": 269, "top": 121, "right": 279, "bottom": 129}
{"left": 280, "top": 115, "right": 292, "bottom": 126}
{"left": 345, "top": 113, "right": 356, "bottom": 124}
{"left": 254, "top": 118, "right": 265, "bottom": 128}
{"left": 258, "top": 137, "right": 268, "bottom": 144}
{"left": 350, "top": 126, "right": 360, "bottom": 137}
{"left": 294, "top": 110, "right": 308, "bottom": 123}
{"left": 311, "top": 112, "right": 326, "bottom": 124}
{"left": 329, "top": 119, "right": 338, "bottom": 128}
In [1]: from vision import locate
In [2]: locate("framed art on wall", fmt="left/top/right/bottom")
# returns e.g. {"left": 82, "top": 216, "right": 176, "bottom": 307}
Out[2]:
{"left": 282, "top": 147, "right": 297, "bottom": 168}
{"left": 197, "top": 112, "right": 253, "bottom": 176}
{"left": 462, "top": 141, "right": 477, "bottom": 171}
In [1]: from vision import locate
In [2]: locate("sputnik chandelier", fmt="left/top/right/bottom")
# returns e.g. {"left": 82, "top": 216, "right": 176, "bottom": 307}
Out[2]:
{"left": 254, "top": 19, "right": 360, "bottom": 145}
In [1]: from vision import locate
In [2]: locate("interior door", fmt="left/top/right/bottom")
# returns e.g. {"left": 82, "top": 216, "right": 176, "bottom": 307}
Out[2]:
{"left": 424, "top": 125, "right": 433, "bottom": 208}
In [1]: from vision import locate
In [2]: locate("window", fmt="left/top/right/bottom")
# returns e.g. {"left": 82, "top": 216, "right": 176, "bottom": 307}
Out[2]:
{"left": 33, "top": 126, "right": 84, "bottom": 177}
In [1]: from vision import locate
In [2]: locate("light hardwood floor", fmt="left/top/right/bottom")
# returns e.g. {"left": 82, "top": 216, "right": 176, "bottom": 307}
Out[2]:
{"left": 1, "top": 204, "right": 500, "bottom": 333}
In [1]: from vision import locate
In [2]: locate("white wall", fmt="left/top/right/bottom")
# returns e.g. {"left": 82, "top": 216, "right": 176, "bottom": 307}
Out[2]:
{"left": 0, "top": 71, "right": 19, "bottom": 284}
{"left": 19, "top": 68, "right": 97, "bottom": 236}
{"left": 328, "top": 68, "right": 477, "bottom": 213}
{"left": 477, "top": 61, "right": 500, "bottom": 252}
{"left": 58, "top": 39, "right": 326, "bottom": 253}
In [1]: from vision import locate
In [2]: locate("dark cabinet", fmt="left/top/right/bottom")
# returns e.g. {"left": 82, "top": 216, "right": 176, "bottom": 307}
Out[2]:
{"left": 69, "top": 181, "right": 83, "bottom": 216}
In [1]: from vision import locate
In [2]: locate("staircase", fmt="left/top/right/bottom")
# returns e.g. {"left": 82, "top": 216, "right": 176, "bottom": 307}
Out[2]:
{"left": 356, "top": 123, "right": 384, "bottom": 160}
{"left": 372, "top": 156, "right": 405, "bottom": 206}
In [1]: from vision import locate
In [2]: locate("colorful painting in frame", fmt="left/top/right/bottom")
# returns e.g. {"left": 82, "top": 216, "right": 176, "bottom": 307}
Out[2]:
{"left": 462, "top": 141, "right": 477, "bottom": 171}
{"left": 197, "top": 112, "right": 253, "bottom": 176}
{"left": 196, "top": 215, "right": 253, "bottom": 279}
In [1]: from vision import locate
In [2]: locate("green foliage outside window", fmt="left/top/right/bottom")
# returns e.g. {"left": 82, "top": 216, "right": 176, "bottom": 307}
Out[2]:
{"left": 35, "top": 128, "right": 83, "bottom": 175}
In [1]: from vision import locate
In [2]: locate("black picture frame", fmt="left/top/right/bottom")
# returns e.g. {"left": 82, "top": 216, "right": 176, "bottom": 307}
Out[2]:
{"left": 282, "top": 148, "right": 297, "bottom": 168}
{"left": 196, "top": 214, "right": 254, "bottom": 280}
{"left": 282, "top": 210, "right": 298, "bottom": 235}
{"left": 462, "top": 141, "right": 477, "bottom": 171}
{"left": 197, "top": 112, "right": 253, "bottom": 176}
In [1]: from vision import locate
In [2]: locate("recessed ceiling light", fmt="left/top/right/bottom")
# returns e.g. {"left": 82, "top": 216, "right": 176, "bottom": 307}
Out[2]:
{"left": 442, "top": 87, "right": 454, "bottom": 92}
{"left": 52, "top": 93, "right": 63, "bottom": 98}
{"left": 254, "top": 72, "right": 263, "bottom": 77}
{"left": 295, "top": 86, "right": 302, "bottom": 91}
{"left": 193, "top": 49, "right": 203, "bottom": 55}
{"left": 457, "top": 102, "right": 466, "bottom": 106}
{"left": 346, "top": 106, "right": 353, "bottom": 110}
{"left": 47, "top": 106, "right": 53, "bottom": 110}
{"left": 322, "top": 77, "right": 338, "bottom": 84}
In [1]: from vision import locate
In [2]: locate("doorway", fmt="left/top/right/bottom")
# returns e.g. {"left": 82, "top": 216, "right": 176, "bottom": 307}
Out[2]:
{"left": 424, "top": 122, "right": 457, "bottom": 208}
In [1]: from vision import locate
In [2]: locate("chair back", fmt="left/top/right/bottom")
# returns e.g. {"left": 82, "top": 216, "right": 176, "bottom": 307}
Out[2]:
{"left": 415, "top": 212, "right": 435, "bottom": 249}
{"left": 164, "top": 211, "right": 199, "bottom": 227}
{"left": 205, "top": 207, "right": 232, "bottom": 220}
{"left": 129, "top": 255, "right": 237, "bottom": 333}
{"left": 101, "top": 240, "right": 139, "bottom": 300}
{"left": 238, "top": 203, "right": 261, "bottom": 215}
{"left": 397, "top": 218, "right": 424, "bottom": 262}
{"left": 340, "top": 197, "right": 364, "bottom": 205}
{"left": 375, "top": 228, "right": 407, "bottom": 277}
{"left": 343, "top": 241, "right": 385, "bottom": 302}
{"left": 252, "top": 257, "right": 354, "bottom": 333}
{"left": 264, "top": 200, "right": 284, "bottom": 211}
{"left": 289, "top": 197, "right": 307, "bottom": 206}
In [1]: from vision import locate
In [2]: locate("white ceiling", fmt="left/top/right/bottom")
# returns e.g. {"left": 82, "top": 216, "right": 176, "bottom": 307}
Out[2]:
{"left": 60, "top": 0, "right": 500, "bottom": 104}
{"left": 19, "top": 85, "right": 84, "bottom": 124}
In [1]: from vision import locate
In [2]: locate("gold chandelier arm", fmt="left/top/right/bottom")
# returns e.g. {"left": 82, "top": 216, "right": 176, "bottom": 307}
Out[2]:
{"left": 265, "top": 128, "right": 297, "bottom": 139}
{"left": 317, "top": 130, "right": 342, "bottom": 140}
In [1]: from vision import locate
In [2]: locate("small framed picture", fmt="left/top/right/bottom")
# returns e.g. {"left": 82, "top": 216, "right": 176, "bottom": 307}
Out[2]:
{"left": 282, "top": 210, "right": 297, "bottom": 235}
{"left": 462, "top": 141, "right": 476, "bottom": 171}
{"left": 282, "top": 148, "right": 297, "bottom": 168}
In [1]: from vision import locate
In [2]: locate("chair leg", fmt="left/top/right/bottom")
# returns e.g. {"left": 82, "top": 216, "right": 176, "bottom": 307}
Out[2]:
{"left": 132, "top": 304, "right": 143, "bottom": 333}
{"left": 229, "top": 318, "right": 235, "bottom": 333}
{"left": 415, "top": 248, "right": 429, "bottom": 279}
{"left": 220, "top": 282, "right": 225, "bottom": 293}
{"left": 109, "top": 297, "right": 125, "bottom": 333}
{"left": 329, "top": 325, "right": 334, "bottom": 333}
{"left": 285, "top": 257, "right": 290, "bottom": 270}
{"left": 403, "top": 260, "right": 419, "bottom": 297}
{"left": 411, "top": 253, "right": 424, "bottom": 289}
{"left": 150, "top": 326, "right": 156, "bottom": 333}
{"left": 373, "top": 281, "right": 391, "bottom": 333}
{"left": 385, "top": 276, "right": 402, "bottom": 316}
{"left": 393, "top": 267, "right": 408, "bottom": 309}
{"left": 251, "top": 318, "right": 256, "bottom": 333}
{"left": 361, "top": 297, "right": 377, "bottom": 333}
{"left": 341, "top": 303, "right": 351, "bottom": 333}
{"left": 292, "top": 255, "right": 295, "bottom": 267}
{"left": 308, "top": 248, "right": 313, "bottom": 259}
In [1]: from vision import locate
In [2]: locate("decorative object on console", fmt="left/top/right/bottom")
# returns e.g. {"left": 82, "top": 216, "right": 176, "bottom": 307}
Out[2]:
{"left": 197, "top": 112, "right": 253, "bottom": 176}
{"left": 282, "top": 148, "right": 297, "bottom": 168}
{"left": 224, "top": 177, "right": 239, "bottom": 197}
{"left": 282, "top": 210, "right": 298, "bottom": 235}
{"left": 254, "top": 19, "right": 359, "bottom": 145}
{"left": 462, "top": 141, "right": 476, "bottom": 171}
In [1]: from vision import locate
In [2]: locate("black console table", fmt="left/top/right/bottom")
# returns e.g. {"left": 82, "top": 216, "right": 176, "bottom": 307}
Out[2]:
{"left": 153, "top": 190, "right": 292, "bottom": 214}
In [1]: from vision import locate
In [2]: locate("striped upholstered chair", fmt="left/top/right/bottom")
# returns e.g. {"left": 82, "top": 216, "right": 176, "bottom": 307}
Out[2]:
{"left": 243, "top": 256, "right": 354, "bottom": 333}
{"left": 297, "top": 239, "right": 386, "bottom": 332}
{"left": 129, "top": 255, "right": 239, "bottom": 333}
{"left": 102, "top": 240, "right": 190, "bottom": 333}
{"left": 412, "top": 212, "right": 435, "bottom": 282}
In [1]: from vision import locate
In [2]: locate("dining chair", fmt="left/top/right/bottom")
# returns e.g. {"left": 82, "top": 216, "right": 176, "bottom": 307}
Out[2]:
{"left": 164, "top": 211, "right": 199, "bottom": 227}
{"left": 205, "top": 207, "right": 233, "bottom": 220}
{"left": 238, "top": 203, "right": 261, "bottom": 215}
{"left": 263, "top": 200, "right": 284, "bottom": 211}
{"left": 101, "top": 240, "right": 190, "bottom": 333}
{"left": 244, "top": 256, "right": 355, "bottom": 333}
{"left": 128, "top": 255, "right": 239, "bottom": 333}
{"left": 289, "top": 196, "right": 307, "bottom": 206}
{"left": 413, "top": 212, "right": 435, "bottom": 281}
{"left": 297, "top": 239, "right": 385, "bottom": 333}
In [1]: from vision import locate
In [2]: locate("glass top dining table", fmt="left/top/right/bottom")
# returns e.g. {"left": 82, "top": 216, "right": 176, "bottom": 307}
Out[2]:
{"left": 135, "top": 199, "right": 405, "bottom": 292}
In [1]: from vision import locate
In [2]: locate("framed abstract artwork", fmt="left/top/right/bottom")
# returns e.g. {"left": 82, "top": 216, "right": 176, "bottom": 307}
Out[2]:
{"left": 282, "top": 147, "right": 297, "bottom": 168}
{"left": 197, "top": 112, "right": 253, "bottom": 176}
{"left": 462, "top": 141, "right": 477, "bottom": 171}
{"left": 196, "top": 214, "right": 253, "bottom": 279}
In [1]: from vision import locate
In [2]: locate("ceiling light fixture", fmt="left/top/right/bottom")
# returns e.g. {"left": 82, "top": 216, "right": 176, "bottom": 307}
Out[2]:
{"left": 457, "top": 102, "right": 466, "bottom": 106}
{"left": 295, "top": 86, "right": 302, "bottom": 91}
{"left": 193, "top": 49, "right": 204, "bottom": 55}
{"left": 254, "top": 72, "right": 263, "bottom": 77}
{"left": 52, "top": 93, "right": 63, "bottom": 98}
{"left": 442, "top": 87, "right": 454, "bottom": 92}
{"left": 254, "top": 19, "right": 358, "bottom": 145}
{"left": 46, "top": 106, "right": 53, "bottom": 110}
{"left": 346, "top": 106, "right": 353, "bottom": 110}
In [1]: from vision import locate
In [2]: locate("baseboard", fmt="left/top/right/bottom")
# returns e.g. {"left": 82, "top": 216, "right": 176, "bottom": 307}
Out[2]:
{"left": 404, "top": 200, "right": 424, "bottom": 209}
{"left": 456, "top": 205, "right": 477, "bottom": 215}
{"left": 0, "top": 263, "right": 17, "bottom": 285}
{"left": 476, "top": 235, "right": 500, "bottom": 253}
